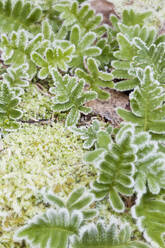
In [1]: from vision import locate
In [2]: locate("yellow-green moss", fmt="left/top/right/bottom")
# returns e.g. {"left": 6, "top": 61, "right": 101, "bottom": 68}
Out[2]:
{"left": 19, "top": 84, "right": 52, "bottom": 121}
{"left": 0, "top": 122, "right": 96, "bottom": 247}
{"left": 0, "top": 121, "right": 143, "bottom": 247}
{"left": 110, "top": 0, "right": 165, "bottom": 29}
{"left": 19, "top": 83, "right": 67, "bottom": 123}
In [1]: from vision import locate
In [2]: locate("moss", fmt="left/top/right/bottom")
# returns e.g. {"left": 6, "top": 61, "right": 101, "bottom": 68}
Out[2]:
{"left": 19, "top": 84, "right": 52, "bottom": 121}
{"left": 19, "top": 83, "right": 68, "bottom": 124}
{"left": 0, "top": 122, "right": 96, "bottom": 247}
{"left": 110, "top": 0, "right": 165, "bottom": 29}
{"left": 0, "top": 120, "right": 141, "bottom": 247}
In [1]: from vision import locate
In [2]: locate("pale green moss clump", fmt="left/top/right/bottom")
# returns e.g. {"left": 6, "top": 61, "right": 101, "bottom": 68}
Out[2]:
{"left": 0, "top": 123, "right": 96, "bottom": 247}
{"left": 0, "top": 122, "right": 142, "bottom": 247}
{"left": 19, "top": 84, "right": 52, "bottom": 121}
{"left": 110, "top": 0, "right": 165, "bottom": 29}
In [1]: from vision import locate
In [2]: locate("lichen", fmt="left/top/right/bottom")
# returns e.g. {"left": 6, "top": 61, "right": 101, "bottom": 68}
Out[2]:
{"left": 0, "top": 122, "right": 96, "bottom": 247}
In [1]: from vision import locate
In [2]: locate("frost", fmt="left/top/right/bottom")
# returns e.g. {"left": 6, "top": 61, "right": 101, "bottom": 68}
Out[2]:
{"left": 0, "top": 123, "right": 93, "bottom": 245}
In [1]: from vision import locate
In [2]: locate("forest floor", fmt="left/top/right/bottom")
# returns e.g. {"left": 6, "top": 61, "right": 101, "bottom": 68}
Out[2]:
{"left": 0, "top": 0, "right": 165, "bottom": 247}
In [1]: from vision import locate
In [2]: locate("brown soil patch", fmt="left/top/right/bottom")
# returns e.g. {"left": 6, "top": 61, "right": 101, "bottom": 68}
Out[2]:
{"left": 90, "top": 0, "right": 118, "bottom": 24}
{"left": 86, "top": 89, "right": 129, "bottom": 127}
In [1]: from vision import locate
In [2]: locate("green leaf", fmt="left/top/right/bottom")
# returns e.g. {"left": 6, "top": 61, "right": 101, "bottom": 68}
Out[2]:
{"left": 9, "top": 109, "right": 22, "bottom": 119}
{"left": 15, "top": 208, "right": 82, "bottom": 248}
{"left": 95, "top": 35, "right": 113, "bottom": 66}
{"left": 0, "top": 83, "right": 22, "bottom": 131}
{"left": 115, "top": 78, "right": 140, "bottom": 91}
{"left": 31, "top": 53, "right": 48, "bottom": 67}
{"left": 84, "top": 148, "right": 105, "bottom": 163}
{"left": 117, "top": 67, "right": 165, "bottom": 136}
{"left": 46, "top": 187, "right": 96, "bottom": 220}
{"left": 91, "top": 125, "right": 136, "bottom": 212}
{"left": 72, "top": 222, "right": 150, "bottom": 248}
{"left": 115, "top": 33, "right": 137, "bottom": 60}
{"left": 69, "top": 25, "right": 101, "bottom": 69}
{"left": 132, "top": 39, "right": 165, "bottom": 84}
{"left": 46, "top": 193, "right": 65, "bottom": 208}
{"left": 25, "top": 8, "right": 42, "bottom": 24}
{"left": 109, "top": 188, "right": 125, "bottom": 212}
{"left": 3, "top": 64, "right": 29, "bottom": 91}
{"left": 66, "top": 108, "right": 80, "bottom": 127}
{"left": 50, "top": 70, "right": 96, "bottom": 126}
{"left": 0, "top": 0, "right": 42, "bottom": 33}
{"left": 71, "top": 120, "right": 101, "bottom": 149}
{"left": 67, "top": 189, "right": 93, "bottom": 212}
{"left": 122, "top": 9, "right": 152, "bottom": 26}
{"left": 117, "top": 108, "right": 144, "bottom": 125}
{"left": 70, "top": 25, "right": 80, "bottom": 47}
{"left": 81, "top": 210, "right": 97, "bottom": 220}
{"left": 38, "top": 67, "right": 49, "bottom": 80}
{"left": 112, "top": 24, "right": 156, "bottom": 91}
{"left": 53, "top": 101, "right": 73, "bottom": 112}
{"left": 76, "top": 58, "right": 114, "bottom": 100}
{"left": 134, "top": 132, "right": 165, "bottom": 195}
{"left": 132, "top": 193, "right": 165, "bottom": 248}
{"left": 72, "top": 120, "right": 112, "bottom": 150}
{"left": 32, "top": 45, "right": 74, "bottom": 78}
{"left": 55, "top": 1, "right": 103, "bottom": 34}
{"left": 97, "top": 130, "right": 112, "bottom": 150}
{"left": 0, "top": 31, "right": 43, "bottom": 79}
{"left": 42, "top": 20, "right": 55, "bottom": 42}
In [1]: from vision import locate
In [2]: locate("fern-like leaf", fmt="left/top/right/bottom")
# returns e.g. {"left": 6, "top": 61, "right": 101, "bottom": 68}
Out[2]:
{"left": 122, "top": 9, "right": 152, "bottom": 27}
{"left": 134, "top": 132, "right": 165, "bottom": 195}
{"left": 3, "top": 64, "right": 29, "bottom": 94}
{"left": 41, "top": 19, "right": 68, "bottom": 43}
{"left": 76, "top": 58, "right": 114, "bottom": 100}
{"left": 32, "top": 45, "right": 75, "bottom": 79}
{"left": 131, "top": 38, "right": 165, "bottom": 84}
{"left": 54, "top": 1, "right": 103, "bottom": 34}
{"left": 72, "top": 119, "right": 112, "bottom": 155}
{"left": 117, "top": 66, "right": 165, "bottom": 134}
{"left": 0, "top": 83, "right": 22, "bottom": 131}
{"left": 132, "top": 193, "right": 165, "bottom": 248}
{"left": 0, "top": 30, "right": 43, "bottom": 79}
{"left": 0, "top": 0, "right": 42, "bottom": 33}
{"left": 95, "top": 36, "right": 113, "bottom": 66}
{"left": 50, "top": 69, "right": 97, "bottom": 126}
{"left": 83, "top": 124, "right": 113, "bottom": 163}
{"left": 46, "top": 187, "right": 97, "bottom": 220}
{"left": 71, "top": 120, "right": 100, "bottom": 149}
{"left": 91, "top": 125, "right": 136, "bottom": 212}
{"left": 112, "top": 28, "right": 156, "bottom": 91}
{"left": 15, "top": 208, "right": 82, "bottom": 248}
{"left": 42, "top": 19, "right": 55, "bottom": 42}
{"left": 69, "top": 25, "right": 101, "bottom": 69}
{"left": 108, "top": 9, "right": 153, "bottom": 76}
{"left": 72, "top": 221, "right": 150, "bottom": 248}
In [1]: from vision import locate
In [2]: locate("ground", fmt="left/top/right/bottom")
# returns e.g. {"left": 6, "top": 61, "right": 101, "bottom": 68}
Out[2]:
{"left": 0, "top": 0, "right": 165, "bottom": 247}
